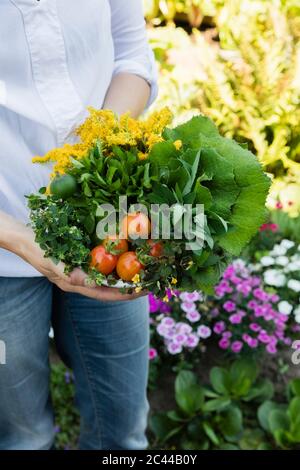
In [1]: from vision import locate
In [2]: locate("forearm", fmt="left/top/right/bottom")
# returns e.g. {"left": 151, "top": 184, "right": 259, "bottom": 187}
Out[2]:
{"left": 0, "top": 210, "right": 30, "bottom": 255}
{"left": 103, "top": 72, "right": 151, "bottom": 118}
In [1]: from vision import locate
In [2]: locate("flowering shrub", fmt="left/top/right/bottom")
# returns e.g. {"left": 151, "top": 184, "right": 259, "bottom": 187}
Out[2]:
{"left": 211, "top": 260, "right": 292, "bottom": 355}
{"left": 251, "top": 238, "right": 300, "bottom": 331}
{"left": 149, "top": 290, "right": 212, "bottom": 358}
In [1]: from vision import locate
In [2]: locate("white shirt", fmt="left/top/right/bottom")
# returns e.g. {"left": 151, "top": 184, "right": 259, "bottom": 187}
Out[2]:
{"left": 0, "top": 0, "right": 158, "bottom": 277}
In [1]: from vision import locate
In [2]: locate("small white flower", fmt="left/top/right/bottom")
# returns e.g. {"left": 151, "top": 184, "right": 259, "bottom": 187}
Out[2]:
{"left": 293, "top": 306, "right": 300, "bottom": 316}
{"left": 280, "top": 239, "right": 295, "bottom": 250}
{"left": 49, "top": 327, "right": 54, "bottom": 339}
{"left": 287, "top": 279, "right": 300, "bottom": 293}
{"left": 276, "top": 256, "right": 289, "bottom": 266}
{"left": 278, "top": 300, "right": 293, "bottom": 316}
{"left": 285, "top": 262, "right": 300, "bottom": 272}
{"left": 264, "top": 269, "right": 286, "bottom": 287}
{"left": 295, "top": 314, "right": 300, "bottom": 324}
{"left": 260, "top": 256, "right": 275, "bottom": 267}
{"left": 271, "top": 245, "right": 287, "bottom": 256}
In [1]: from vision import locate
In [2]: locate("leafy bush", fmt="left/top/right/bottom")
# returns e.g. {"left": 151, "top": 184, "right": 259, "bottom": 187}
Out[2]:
{"left": 148, "top": 0, "right": 300, "bottom": 179}
{"left": 150, "top": 359, "right": 274, "bottom": 449}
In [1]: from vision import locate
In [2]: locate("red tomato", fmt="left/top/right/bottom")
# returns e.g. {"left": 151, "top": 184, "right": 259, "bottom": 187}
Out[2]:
{"left": 90, "top": 245, "right": 118, "bottom": 275}
{"left": 147, "top": 240, "right": 163, "bottom": 257}
{"left": 103, "top": 235, "right": 128, "bottom": 255}
{"left": 116, "top": 251, "right": 144, "bottom": 282}
{"left": 120, "top": 213, "right": 150, "bottom": 239}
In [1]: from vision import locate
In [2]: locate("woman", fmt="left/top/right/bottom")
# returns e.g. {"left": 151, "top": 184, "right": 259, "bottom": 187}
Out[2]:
{"left": 0, "top": 0, "right": 158, "bottom": 450}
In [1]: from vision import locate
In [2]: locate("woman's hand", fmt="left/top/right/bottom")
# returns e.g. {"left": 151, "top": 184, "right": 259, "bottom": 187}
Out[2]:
{"left": 0, "top": 211, "right": 145, "bottom": 301}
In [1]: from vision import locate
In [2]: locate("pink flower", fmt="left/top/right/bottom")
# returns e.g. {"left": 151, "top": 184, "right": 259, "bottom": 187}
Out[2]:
{"left": 223, "top": 301, "right": 236, "bottom": 312}
{"left": 181, "top": 302, "right": 196, "bottom": 313}
{"left": 248, "top": 300, "right": 258, "bottom": 310}
{"left": 222, "top": 331, "right": 233, "bottom": 339}
{"left": 161, "top": 317, "right": 175, "bottom": 327}
{"left": 266, "top": 343, "right": 277, "bottom": 354}
{"left": 231, "top": 341, "right": 243, "bottom": 353}
{"left": 219, "top": 338, "right": 231, "bottom": 350}
{"left": 186, "top": 334, "right": 199, "bottom": 348}
{"left": 174, "top": 333, "right": 188, "bottom": 345}
{"left": 180, "top": 291, "right": 203, "bottom": 302}
{"left": 247, "top": 337, "right": 258, "bottom": 349}
{"left": 167, "top": 342, "right": 183, "bottom": 355}
{"left": 229, "top": 313, "right": 243, "bottom": 324}
{"left": 197, "top": 325, "right": 212, "bottom": 339}
{"left": 176, "top": 322, "right": 193, "bottom": 335}
{"left": 149, "top": 348, "right": 158, "bottom": 360}
{"left": 213, "top": 321, "right": 226, "bottom": 334}
{"left": 258, "top": 331, "right": 271, "bottom": 344}
{"left": 249, "top": 323, "right": 261, "bottom": 332}
{"left": 185, "top": 311, "right": 201, "bottom": 323}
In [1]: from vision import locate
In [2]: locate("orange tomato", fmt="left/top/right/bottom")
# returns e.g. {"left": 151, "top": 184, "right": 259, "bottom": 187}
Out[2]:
{"left": 116, "top": 251, "right": 144, "bottom": 282}
{"left": 90, "top": 245, "right": 118, "bottom": 275}
{"left": 103, "top": 235, "right": 128, "bottom": 255}
{"left": 120, "top": 213, "right": 150, "bottom": 239}
{"left": 147, "top": 240, "right": 163, "bottom": 257}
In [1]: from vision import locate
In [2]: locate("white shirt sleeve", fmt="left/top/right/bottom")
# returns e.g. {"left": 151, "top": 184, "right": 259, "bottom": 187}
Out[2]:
{"left": 109, "top": 0, "right": 158, "bottom": 109}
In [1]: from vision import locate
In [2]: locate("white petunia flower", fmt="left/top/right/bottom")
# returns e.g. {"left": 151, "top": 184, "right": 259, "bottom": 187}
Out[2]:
{"left": 285, "top": 262, "right": 300, "bottom": 272}
{"left": 278, "top": 300, "right": 293, "bottom": 316}
{"left": 260, "top": 256, "right": 275, "bottom": 267}
{"left": 293, "top": 306, "right": 300, "bottom": 316}
{"left": 276, "top": 256, "right": 289, "bottom": 266}
{"left": 264, "top": 269, "right": 286, "bottom": 287}
{"left": 287, "top": 279, "right": 300, "bottom": 293}
{"left": 280, "top": 239, "right": 295, "bottom": 250}
{"left": 271, "top": 245, "right": 287, "bottom": 256}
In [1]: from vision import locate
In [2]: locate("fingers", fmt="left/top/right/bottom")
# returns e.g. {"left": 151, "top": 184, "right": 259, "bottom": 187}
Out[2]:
{"left": 73, "top": 285, "right": 147, "bottom": 302}
{"left": 68, "top": 268, "right": 96, "bottom": 287}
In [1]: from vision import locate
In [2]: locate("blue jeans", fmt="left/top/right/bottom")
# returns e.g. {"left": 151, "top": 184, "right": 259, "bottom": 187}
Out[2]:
{"left": 0, "top": 277, "right": 150, "bottom": 450}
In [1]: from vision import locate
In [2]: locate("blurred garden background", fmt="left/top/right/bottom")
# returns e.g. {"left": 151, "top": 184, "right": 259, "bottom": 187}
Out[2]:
{"left": 50, "top": 0, "right": 300, "bottom": 450}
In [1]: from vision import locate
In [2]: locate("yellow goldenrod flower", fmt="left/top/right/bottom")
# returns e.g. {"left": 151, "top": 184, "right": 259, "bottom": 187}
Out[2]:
{"left": 135, "top": 286, "right": 142, "bottom": 293}
{"left": 138, "top": 152, "right": 148, "bottom": 160}
{"left": 131, "top": 273, "right": 140, "bottom": 283}
{"left": 32, "top": 106, "right": 173, "bottom": 179}
{"left": 171, "top": 277, "right": 178, "bottom": 285}
{"left": 163, "top": 295, "right": 169, "bottom": 303}
{"left": 174, "top": 140, "right": 182, "bottom": 150}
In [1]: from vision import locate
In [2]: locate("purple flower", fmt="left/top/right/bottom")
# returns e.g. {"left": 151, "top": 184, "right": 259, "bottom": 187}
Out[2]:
{"left": 186, "top": 310, "right": 201, "bottom": 323}
{"left": 148, "top": 294, "right": 161, "bottom": 313}
{"left": 185, "top": 334, "right": 199, "bottom": 348}
{"left": 64, "top": 372, "right": 71, "bottom": 384}
{"left": 149, "top": 348, "right": 158, "bottom": 360}
{"left": 229, "top": 313, "right": 243, "bottom": 324}
{"left": 156, "top": 323, "right": 169, "bottom": 337}
{"left": 231, "top": 341, "right": 243, "bottom": 353}
{"left": 219, "top": 338, "right": 231, "bottom": 350}
{"left": 223, "top": 301, "right": 236, "bottom": 312}
{"left": 54, "top": 425, "right": 61, "bottom": 434}
{"left": 213, "top": 321, "right": 226, "bottom": 334}
{"left": 197, "top": 325, "right": 212, "bottom": 339}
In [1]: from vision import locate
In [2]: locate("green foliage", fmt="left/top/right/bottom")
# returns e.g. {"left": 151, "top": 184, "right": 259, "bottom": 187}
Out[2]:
{"left": 50, "top": 363, "right": 80, "bottom": 450}
{"left": 258, "top": 380, "right": 300, "bottom": 449}
{"left": 148, "top": 0, "right": 300, "bottom": 179}
{"left": 149, "top": 359, "right": 273, "bottom": 449}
